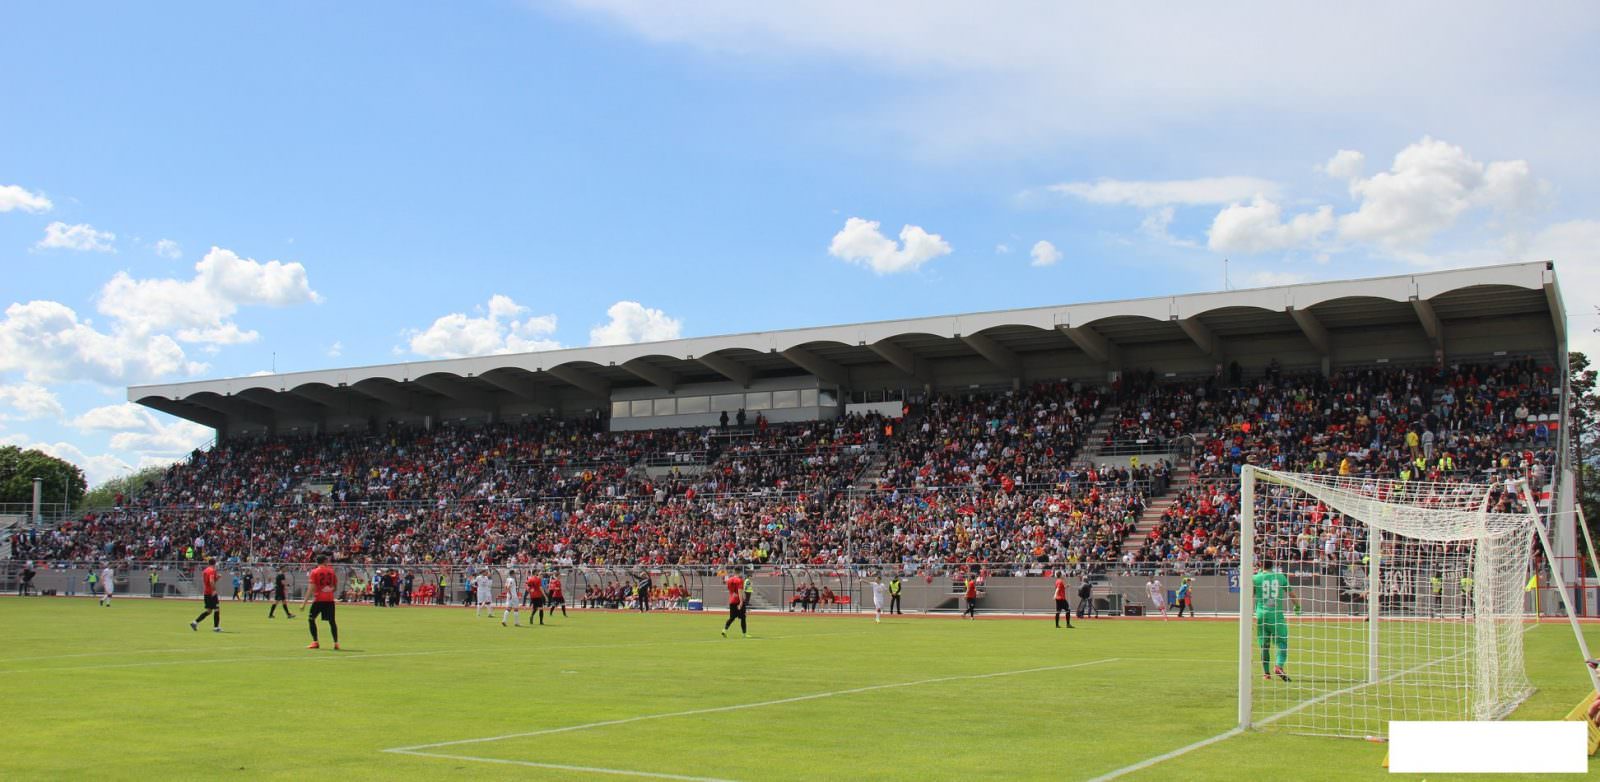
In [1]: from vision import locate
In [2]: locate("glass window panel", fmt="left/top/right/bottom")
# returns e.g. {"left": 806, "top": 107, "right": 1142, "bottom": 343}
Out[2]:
{"left": 772, "top": 389, "right": 799, "bottom": 409}
{"left": 653, "top": 398, "right": 676, "bottom": 416}
{"left": 799, "top": 389, "right": 818, "bottom": 408}
{"left": 631, "top": 400, "right": 653, "bottom": 417}
{"left": 744, "top": 392, "right": 771, "bottom": 411}
{"left": 676, "top": 395, "right": 709, "bottom": 414}
{"left": 819, "top": 389, "right": 839, "bottom": 407}
{"left": 712, "top": 393, "right": 744, "bottom": 412}
{"left": 611, "top": 401, "right": 631, "bottom": 418}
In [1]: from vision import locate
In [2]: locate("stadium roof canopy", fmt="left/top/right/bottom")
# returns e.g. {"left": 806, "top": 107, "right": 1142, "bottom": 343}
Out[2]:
{"left": 130, "top": 262, "right": 1566, "bottom": 437}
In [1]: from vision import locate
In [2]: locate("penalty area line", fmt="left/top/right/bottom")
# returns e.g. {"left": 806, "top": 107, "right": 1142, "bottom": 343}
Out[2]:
{"left": 385, "top": 657, "right": 1119, "bottom": 753}
{"left": 386, "top": 749, "right": 738, "bottom": 781}
{"left": 1084, "top": 727, "right": 1246, "bottom": 782}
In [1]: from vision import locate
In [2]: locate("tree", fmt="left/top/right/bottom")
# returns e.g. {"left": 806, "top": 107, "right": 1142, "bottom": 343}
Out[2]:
{"left": 0, "top": 446, "right": 87, "bottom": 509}
{"left": 82, "top": 464, "right": 171, "bottom": 509}
{"left": 1570, "top": 352, "right": 1600, "bottom": 568}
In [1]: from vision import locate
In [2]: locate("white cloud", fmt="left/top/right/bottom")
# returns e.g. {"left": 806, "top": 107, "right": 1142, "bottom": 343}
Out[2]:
{"left": 0, "top": 184, "right": 52, "bottom": 213}
{"left": 0, "top": 435, "right": 134, "bottom": 488}
{"left": 98, "top": 246, "right": 320, "bottom": 345}
{"left": 828, "top": 217, "right": 952, "bottom": 274}
{"left": 0, "top": 383, "right": 64, "bottom": 420}
{"left": 1321, "top": 150, "right": 1365, "bottom": 181}
{"left": 327, "top": 340, "right": 343, "bottom": 358}
{"left": 1048, "top": 176, "right": 1278, "bottom": 207}
{"left": 589, "top": 301, "right": 683, "bottom": 346}
{"left": 1207, "top": 197, "right": 1334, "bottom": 253}
{"left": 66, "top": 402, "right": 213, "bottom": 462}
{"left": 70, "top": 402, "right": 152, "bottom": 432}
{"left": 995, "top": 243, "right": 1010, "bottom": 254}
{"left": 1513, "top": 220, "right": 1600, "bottom": 359}
{"left": 36, "top": 221, "right": 116, "bottom": 252}
{"left": 0, "top": 299, "right": 204, "bottom": 385}
{"left": 407, "top": 295, "right": 561, "bottom": 358}
{"left": 554, "top": 4, "right": 1598, "bottom": 160}
{"left": 1337, "top": 137, "right": 1542, "bottom": 250}
{"left": 1029, "top": 240, "right": 1061, "bottom": 267}
{"left": 152, "top": 239, "right": 182, "bottom": 259}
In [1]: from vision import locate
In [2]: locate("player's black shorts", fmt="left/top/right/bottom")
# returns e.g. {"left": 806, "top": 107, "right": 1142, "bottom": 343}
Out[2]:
{"left": 204, "top": 594, "right": 220, "bottom": 609}
{"left": 531, "top": 597, "right": 546, "bottom": 609}
{"left": 274, "top": 589, "right": 287, "bottom": 601}
{"left": 1055, "top": 598, "right": 1069, "bottom": 611}
{"left": 310, "top": 601, "right": 336, "bottom": 621}
{"left": 548, "top": 595, "right": 564, "bottom": 606}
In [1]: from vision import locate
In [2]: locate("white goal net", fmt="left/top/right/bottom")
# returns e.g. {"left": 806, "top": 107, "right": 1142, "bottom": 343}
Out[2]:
{"left": 1237, "top": 466, "right": 1537, "bottom": 739}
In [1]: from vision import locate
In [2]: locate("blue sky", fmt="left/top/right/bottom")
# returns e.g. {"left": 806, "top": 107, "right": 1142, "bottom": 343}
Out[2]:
{"left": 3, "top": 1, "right": 1599, "bottom": 485}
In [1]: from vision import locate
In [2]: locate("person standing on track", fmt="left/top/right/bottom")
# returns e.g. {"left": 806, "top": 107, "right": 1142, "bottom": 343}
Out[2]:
{"left": 721, "top": 569, "right": 747, "bottom": 638}
{"left": 962, "top": 572, "right": 979, "bottom": 619}
{"left": 303, "top": 554, "right": 340, "bottom": 650}
{"left": 888, "top": 574, "right": 903, "bottom": 614}
{"left": 1175, "top": 577, "right": 1193, "bottom": 618}
{"left": 1053, "top": 571, "right": 1073, "bottom": 628}
{"left": 268, "top": 568, "right": 295, "bottom": 619}
{"left": 1077, "top": 578, "right": 1093, "bottom": 619}
{"left": 190, "top": 558, "right": 223, "bottom": 632}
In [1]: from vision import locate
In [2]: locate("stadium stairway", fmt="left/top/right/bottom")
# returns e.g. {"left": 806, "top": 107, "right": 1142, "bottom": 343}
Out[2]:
{"left": 1076, "top": 404, "right": 1121, "bottom": 462}
{"left": 1119, "top": 463, "right": 1191, "bottom": 555}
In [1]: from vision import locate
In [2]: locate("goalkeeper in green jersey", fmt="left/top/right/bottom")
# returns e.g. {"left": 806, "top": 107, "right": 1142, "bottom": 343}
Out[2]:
{"left": 1253, "top": 558, "right": 1302, "bottom": 682}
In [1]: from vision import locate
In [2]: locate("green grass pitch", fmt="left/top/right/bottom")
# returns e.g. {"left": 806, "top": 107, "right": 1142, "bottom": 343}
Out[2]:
{"left": 4, "top": 598, "right": 1595, "bottom": 780}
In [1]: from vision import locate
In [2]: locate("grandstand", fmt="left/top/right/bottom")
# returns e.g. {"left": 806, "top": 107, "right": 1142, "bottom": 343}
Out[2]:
{"left": 7, "top": 262, "right": 1580, "bottom": 600}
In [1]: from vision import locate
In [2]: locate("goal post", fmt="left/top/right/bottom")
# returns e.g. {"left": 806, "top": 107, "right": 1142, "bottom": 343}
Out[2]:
{"left": 1237, "top": 466, "right": 1542, "bottom": 739}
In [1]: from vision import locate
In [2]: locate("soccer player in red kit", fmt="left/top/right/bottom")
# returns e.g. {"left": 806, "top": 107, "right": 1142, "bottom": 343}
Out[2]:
{"left": 963, "top": 573, "right": 979, "bottom": 619}
{"left": 526, "top": 572, "right": 546, "bottom": 625}
{"left": 1053, "top": 571, "right": 1074, "bottom": 629}
{"left": 302, "top": 554, "right": 340, "bottom": 650}
{"left": 720, "top": 569, "right": 747, "bottom": 638}
{"left": 546, "top": 572, "right": 567, "bottom": 618}
{"left": 190, "top": 558, "right": 223, "bottom": 632}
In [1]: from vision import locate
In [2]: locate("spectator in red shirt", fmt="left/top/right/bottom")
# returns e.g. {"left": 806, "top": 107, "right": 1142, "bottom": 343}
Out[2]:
{"left": 190, "top": 558, "right": 223, "bottom": 632}
{"left": 721, "top": 569, "right": 747, "bottom": 638}
{"left": 302, "top": 554, "right": 340, "bottom": 650}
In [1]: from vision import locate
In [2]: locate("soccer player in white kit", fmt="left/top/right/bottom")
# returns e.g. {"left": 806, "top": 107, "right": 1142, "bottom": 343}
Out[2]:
{"left": 98, "top": 563, "right": 114, "bottom": 607}
{"left": 865, "top": 576, "right": 888, "bottom": 622}
{"left": 474, "top": 572, "right": 495, "bottom": 617}
{"left": 500, "top": 569, "right": 522, "bottom": 627}
{"left": 1146, "top": 576, "right": 1168, "bottom": 620}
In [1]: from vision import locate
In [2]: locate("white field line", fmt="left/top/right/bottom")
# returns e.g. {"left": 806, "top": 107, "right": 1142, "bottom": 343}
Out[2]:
{"left": 0, "top": 628, "right": 872, "bottom": 675}
{"left": 1089, "top": 634, "right": 1499, "bottom": 781}
{"left": 384, "top": 750, "right": 737, "bottom": 782}
{"left": 1083, "top": 728, "right": 1245, "bottom": 782}
{"left": 386, "top": 657, "right": 1120, "bottom": 753}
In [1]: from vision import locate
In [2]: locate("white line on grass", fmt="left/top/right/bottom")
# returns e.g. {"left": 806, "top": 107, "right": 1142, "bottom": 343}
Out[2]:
{"left": 386, "top": 657, "right": 1119, "bottom": 753}
{"left": 385, "top": 750, "right": 738, "bottom": 782}
{"left": 1083, "top": 728, "right": 1245, "bottom": 782}
{"left": 1089, "top": 637, "right": 1490, "bottom": 781}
